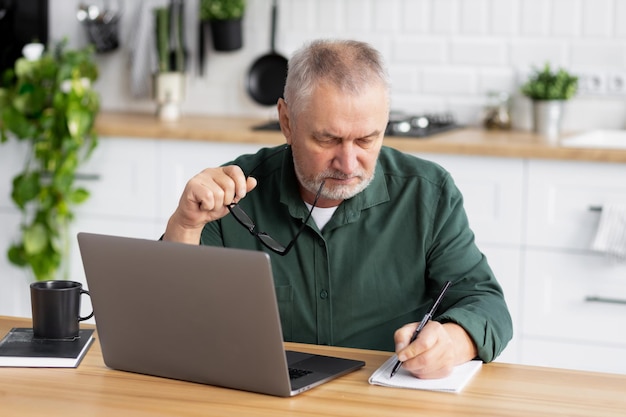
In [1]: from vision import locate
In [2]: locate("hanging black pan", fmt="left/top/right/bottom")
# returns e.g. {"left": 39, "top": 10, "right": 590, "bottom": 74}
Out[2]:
{"left": 246, "top": 0, "right": 288, "bottom": 106}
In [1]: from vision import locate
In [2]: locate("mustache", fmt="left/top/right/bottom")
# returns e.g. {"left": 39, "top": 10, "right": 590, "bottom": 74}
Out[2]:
{"left": 316, "top": 169, "right": 365, "bottom": 181}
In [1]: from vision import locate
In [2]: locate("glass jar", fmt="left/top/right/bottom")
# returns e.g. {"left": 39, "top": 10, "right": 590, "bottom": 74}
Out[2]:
{"left": 483, "top": 91, "right": 512, "bottom": 130}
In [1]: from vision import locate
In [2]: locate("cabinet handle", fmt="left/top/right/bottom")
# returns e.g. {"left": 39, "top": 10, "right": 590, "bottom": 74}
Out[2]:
{"left": 74, "top": 173, "right": 101, "bottom": 181}
{"left": 588, "top": 205, "right": 602, "bottom": 212}
{"left": 584, "top": 296, "right": 626, "bottom": 305}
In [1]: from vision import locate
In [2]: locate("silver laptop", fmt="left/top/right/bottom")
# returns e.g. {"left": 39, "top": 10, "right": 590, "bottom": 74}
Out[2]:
{"left": 77, "top": 232, "right": 364, "bottom": 397}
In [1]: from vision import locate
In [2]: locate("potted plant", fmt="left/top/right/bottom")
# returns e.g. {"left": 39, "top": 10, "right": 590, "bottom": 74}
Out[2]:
{"left": 521, "top": 63, "right": 578, "bottom": 140}
{"left": 200, "top": 0, "right": 246, "bottom": 52}
{"left": 154, "top": 0, "right": 187, "bottom": 120}
{"left": 0, "top": 40, "right": 100, "bottom": 282}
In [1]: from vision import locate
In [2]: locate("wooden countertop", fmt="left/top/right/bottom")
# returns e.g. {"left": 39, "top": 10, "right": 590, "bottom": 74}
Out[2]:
{"left": 2, "top": 315, "right": 626, "bottom": 417}
{"left": 95, "top": 111, "right": 626, "bottom": 163}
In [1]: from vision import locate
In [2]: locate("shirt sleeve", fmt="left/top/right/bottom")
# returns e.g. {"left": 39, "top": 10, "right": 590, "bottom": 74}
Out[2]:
{"left": 200, "top": 219, "right": 226, "bottom": 247}
{"left": 426, "top": 173, "right": 513, "bottom": 362}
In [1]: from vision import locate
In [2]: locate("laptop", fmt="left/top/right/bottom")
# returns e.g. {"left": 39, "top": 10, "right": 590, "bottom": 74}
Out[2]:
{"left": 77, "top": 232, "right": 365, "bottom": 397}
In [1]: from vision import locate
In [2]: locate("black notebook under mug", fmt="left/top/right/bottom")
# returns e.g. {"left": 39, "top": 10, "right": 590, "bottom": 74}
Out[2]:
{"left": 0, "top": 327, "right": 95, "bottom": 368}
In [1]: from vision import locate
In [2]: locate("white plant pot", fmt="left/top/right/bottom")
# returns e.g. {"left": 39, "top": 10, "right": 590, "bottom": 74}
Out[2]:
{"left": 154, "top": 72, "right": 186, "bottom": 121}
{"left": 532, "top": 100, "right": 564, "bottom": 144}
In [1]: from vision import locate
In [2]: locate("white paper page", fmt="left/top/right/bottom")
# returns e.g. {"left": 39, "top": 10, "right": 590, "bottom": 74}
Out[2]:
{"left": 369, "top": 355, "right": 482, "bottom": 393}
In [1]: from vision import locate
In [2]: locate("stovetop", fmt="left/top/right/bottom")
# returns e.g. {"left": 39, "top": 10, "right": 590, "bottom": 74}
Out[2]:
{"left": 385, "top": 112, "right": 459, "bottom": 137}
{"left": 252, "top": 112, "right": 460, "bottom": 138}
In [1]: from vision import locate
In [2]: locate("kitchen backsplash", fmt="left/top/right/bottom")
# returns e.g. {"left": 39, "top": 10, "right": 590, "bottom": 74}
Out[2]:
{"left": 51, "top": 0, "right": 626, "bottom": 131}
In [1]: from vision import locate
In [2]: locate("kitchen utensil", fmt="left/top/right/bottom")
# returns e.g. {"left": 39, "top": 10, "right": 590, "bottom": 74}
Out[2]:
{"left": 198, "top": 21, "right": 206, "bottom": 75}
{"left": 245, "top": 0, "right": 288, "bottom": 106}
{"left": 76, "top": 1, "right": 122, "bottom": 52}
{"left": 127, "top": 0, "right": 154, "bottom": 98}
{"left": 168, "top": 0, "right": 187, "bottom": 72}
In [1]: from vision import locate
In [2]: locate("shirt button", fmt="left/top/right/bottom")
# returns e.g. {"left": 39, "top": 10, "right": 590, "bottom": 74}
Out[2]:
{"left": 319, "top": 290, "right": 328, "bottom": 299}
{"left": 317, "top": 238, "right": 325, "bottom": 247}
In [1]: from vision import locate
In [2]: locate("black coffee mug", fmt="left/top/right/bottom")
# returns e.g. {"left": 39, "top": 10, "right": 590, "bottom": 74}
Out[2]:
{"left": 30, "top": 280, "right": 94, "bottom": 340}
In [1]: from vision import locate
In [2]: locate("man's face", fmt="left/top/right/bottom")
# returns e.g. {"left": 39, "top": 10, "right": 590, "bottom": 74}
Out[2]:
{"left": 279, "top": 82, "right": 389, "bottom": 208}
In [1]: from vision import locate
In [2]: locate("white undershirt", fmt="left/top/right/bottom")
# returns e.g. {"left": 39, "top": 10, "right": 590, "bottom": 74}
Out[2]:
{"left": 304, "top": 202, "right": 338, "bottom": 231}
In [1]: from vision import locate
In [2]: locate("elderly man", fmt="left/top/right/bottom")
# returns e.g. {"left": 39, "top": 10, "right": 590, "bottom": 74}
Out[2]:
{"left": 163, "top": 39, "right": 512, "bottom": 379}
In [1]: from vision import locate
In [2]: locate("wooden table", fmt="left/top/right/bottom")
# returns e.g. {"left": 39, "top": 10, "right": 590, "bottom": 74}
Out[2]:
{"left": 1, "top": 316, "right": 625, "bottom": 416}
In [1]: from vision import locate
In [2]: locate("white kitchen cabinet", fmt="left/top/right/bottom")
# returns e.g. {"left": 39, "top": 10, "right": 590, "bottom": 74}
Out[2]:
{"left": 522, "top": 250, "right": 626, "bottom": 345}
{"left": 526, "top": 159, "right": 626, "bottom": 250}
{"left": 521, "top": 339, "right": 626, "bottom": 375}
{"left": 521, "top": 251, "right": 626, "bottom": 373}
{"left": 74, "top": 137, "right": 160, "bottom": 220}
{"left": 157, "top": 140, "right": 267, "bottom": 221}
{"left": 523, "top": 160, "right": 626, "bottom": 373}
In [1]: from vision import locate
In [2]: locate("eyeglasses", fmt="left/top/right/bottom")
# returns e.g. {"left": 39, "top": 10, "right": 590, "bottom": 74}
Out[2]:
{"left": 227, "top": 180, "right": 325, "bottom": 256}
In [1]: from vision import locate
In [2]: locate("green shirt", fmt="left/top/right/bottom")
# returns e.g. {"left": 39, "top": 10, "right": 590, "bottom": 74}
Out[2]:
{"left": 201, "top": 145, "right": 512, "bottom": 361}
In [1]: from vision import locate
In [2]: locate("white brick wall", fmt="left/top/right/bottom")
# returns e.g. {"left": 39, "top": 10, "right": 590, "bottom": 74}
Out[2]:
{"left": 491, "top": 0, "right": 519, "bottom": 35}
{"left": 50, "top": 0, "right": 626, "bottom": 130}
{"left": 521, "top": 0, "right": 551, "bottom": 35}
{"left": 583, "top": 0, "right": 612, "bottom": 36}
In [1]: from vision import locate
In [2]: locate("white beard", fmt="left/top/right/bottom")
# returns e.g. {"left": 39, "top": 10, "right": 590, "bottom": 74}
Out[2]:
{"left": 293, "top": 163, "right": 375, "bottom": 201}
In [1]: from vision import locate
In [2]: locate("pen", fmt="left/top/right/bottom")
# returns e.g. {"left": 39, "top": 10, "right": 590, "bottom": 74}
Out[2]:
{"left": 389, "top": 280, "right": 452, "bottom": 378}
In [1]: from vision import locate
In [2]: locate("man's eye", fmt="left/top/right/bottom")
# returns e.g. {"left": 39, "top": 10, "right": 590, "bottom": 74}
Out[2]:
{"left": 357, "top": 138, "right": 375, "bottom": 147}
{"left": 316, "top": 137, "right": 340, "bottom": 145}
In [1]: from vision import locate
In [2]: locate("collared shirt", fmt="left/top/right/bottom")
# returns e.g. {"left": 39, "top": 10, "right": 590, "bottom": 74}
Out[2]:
{"left": 201, "top": 145, "right": 513, "bottom": 361}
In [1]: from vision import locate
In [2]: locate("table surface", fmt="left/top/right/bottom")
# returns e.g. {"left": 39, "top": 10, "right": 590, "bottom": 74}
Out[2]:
{"left": 1, "top": 315, "right": 625, "bottom": 417}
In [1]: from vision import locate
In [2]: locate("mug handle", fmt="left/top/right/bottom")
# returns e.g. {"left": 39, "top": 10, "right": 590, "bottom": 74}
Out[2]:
{"left": 79, "top": 289, "right": 94, "bottom": 321}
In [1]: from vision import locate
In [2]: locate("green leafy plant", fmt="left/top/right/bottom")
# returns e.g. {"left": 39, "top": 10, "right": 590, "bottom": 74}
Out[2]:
{"left": 199, "top": 0, "right": 246, "bottom": 21}
{"left": 0, "top": 41, "right": 100, "bottom": 281}
{"left": 521, "top": 63, "right": 579, "bottom": 101}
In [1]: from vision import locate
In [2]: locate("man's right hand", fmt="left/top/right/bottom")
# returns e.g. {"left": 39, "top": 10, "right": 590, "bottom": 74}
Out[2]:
{"left": 163, "top": 165, "right": 257, "bottom": 244}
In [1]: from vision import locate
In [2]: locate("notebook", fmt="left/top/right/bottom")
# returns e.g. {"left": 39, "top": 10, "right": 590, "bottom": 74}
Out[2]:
{"left": 0, "top": 328, "right": 94, "bottom": 368}
{"left": 369, "top": 355, "right": 482, "bottom": 393}
{"left": 77, "top": 232, "right": 364, "bottom": 397}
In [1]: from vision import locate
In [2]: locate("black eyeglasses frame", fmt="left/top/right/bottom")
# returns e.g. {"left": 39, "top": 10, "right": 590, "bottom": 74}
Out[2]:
{"left": 227, "top": 180, "right": 325, "bottom": 255}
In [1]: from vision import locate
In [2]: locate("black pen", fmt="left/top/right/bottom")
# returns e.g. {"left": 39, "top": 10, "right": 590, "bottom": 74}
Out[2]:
{"left": 389, "top": 280, "right": 452, "bottom": 378}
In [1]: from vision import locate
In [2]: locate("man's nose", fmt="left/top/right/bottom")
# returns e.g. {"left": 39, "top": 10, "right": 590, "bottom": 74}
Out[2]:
{"left": 332, "top": 143, "right": 359, "bottom": 174}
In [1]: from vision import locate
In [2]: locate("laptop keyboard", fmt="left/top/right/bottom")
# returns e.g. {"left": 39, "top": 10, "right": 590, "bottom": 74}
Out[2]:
{"left": 289, "top": 367, "right": 313, "bottom": 380}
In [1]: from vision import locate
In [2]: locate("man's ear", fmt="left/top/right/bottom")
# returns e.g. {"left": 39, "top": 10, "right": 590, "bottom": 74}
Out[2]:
{"left": 277, "top": 98, "right": 293, "bottom": 145}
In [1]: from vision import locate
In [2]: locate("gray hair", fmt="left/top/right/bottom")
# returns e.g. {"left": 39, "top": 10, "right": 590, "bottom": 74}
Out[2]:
{"left": 283, "top": 39, "right": 391, "bottom": 120}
